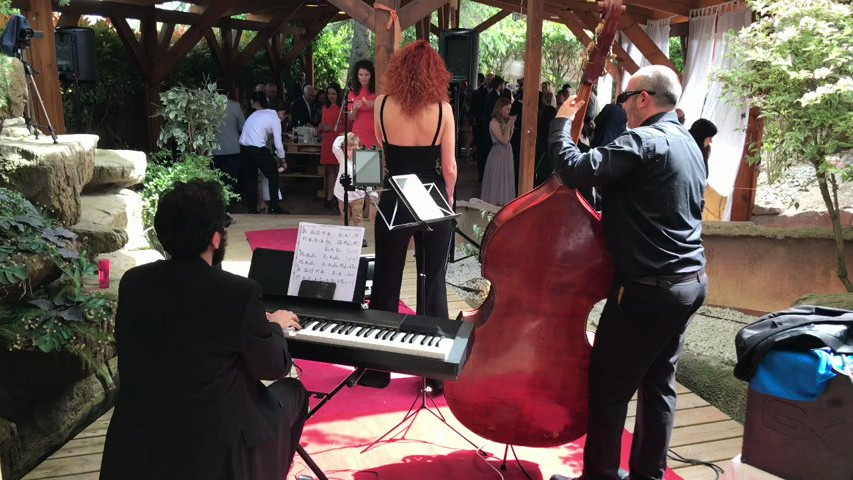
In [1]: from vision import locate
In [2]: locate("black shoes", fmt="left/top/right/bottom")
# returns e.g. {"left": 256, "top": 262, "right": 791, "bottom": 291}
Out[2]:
{"left": 358, "top": 370, "right": 391, "bottom": 389}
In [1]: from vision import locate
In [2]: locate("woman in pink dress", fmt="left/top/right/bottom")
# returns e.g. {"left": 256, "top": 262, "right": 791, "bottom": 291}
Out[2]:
{"left": 347, "top": 59, "right": 378, "bottom": 149}
{"left": 319, "top": 83, "right": 344, "bottom": 209}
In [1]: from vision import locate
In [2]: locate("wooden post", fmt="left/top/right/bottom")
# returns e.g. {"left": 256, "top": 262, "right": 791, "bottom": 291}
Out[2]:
{"left": 373, "top": 0, "right": 400, "bottom": 93}
{"left": 23, "top": 0, "right": 67, "bottom": 134}
{"left": 518, "top": 0, "right": 543, "bottom": 195}
{"left": 729, "top": 107, "right": 764, "bottom": 221}
{"left": 142, "top": 7, "right": 162, "bottom": 151}
{"left": 305, "top": 44, "right": 315, "bottom": 87}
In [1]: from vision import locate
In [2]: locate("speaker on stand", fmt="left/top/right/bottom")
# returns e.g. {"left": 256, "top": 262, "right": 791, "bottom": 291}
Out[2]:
{"left": 55, "top": 27, "right": 97, "bottom": 133}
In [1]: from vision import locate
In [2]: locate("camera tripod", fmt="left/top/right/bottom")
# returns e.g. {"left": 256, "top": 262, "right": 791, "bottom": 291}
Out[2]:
{"left": 14, "top": 47, "right": 58, "bottom": 143}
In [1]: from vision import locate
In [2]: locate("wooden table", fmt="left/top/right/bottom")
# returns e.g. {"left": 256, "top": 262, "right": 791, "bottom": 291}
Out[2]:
{"left": 283, "top": 141, "right": 324, "bottom": 198}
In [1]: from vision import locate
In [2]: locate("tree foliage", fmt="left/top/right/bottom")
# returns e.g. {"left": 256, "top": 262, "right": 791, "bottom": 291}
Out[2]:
{"left": 717, "top": 0, "right": 853, "bottom": 290}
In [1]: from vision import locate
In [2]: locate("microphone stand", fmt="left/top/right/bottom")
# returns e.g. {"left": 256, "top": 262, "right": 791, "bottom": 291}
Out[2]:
{"left": 340, "top": 84, "right": 357, "bottom": 227}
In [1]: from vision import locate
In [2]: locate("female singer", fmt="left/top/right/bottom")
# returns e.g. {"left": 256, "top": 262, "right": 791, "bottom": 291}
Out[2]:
{"left": 360, "top": 41, "right": 457, "bottom": 392}
{"left": 347, "top": 59, "right": 378, "bottom": 149}
{"left": 481, "top": 97, "right": 516, "bottom": 206}
{"left": 319, "top": 83, "right": 344, "bottom": 210}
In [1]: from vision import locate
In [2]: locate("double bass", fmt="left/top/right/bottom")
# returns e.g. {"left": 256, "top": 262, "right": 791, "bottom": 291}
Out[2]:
{"left": 444, "top": 1, "right": 622, "bottom": 447}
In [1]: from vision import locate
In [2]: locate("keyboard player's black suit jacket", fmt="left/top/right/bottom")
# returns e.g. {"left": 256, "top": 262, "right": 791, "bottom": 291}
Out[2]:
{"left": 100, "top": 257, "right": 307, "bottom": 480}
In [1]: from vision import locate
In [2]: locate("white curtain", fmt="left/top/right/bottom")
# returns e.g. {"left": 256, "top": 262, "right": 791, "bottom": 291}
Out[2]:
{"left": 644, "top": 18, "right": 672, "bottom": 67}
{"left": 678, "top": 7, "right": 718, "bottom": 127}
{"left": 620, "top": 32, "right": 647, "bottom": 91}
{"left": 702, "top": 5, "right": 752, "bottom": 218}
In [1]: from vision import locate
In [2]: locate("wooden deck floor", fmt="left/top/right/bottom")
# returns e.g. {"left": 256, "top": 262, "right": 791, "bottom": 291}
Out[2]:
{"left": 23, "top": 220, "right": 742, "bottom": 480}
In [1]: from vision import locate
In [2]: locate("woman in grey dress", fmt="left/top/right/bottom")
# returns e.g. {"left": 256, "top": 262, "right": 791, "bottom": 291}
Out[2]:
{"left": 481, "top": 97, "right": 516, "bottom": 205}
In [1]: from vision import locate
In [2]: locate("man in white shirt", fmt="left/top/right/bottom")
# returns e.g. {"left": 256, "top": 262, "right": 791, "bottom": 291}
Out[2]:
{"left": 239, "top": 91, "right": 287, "bottom": 214}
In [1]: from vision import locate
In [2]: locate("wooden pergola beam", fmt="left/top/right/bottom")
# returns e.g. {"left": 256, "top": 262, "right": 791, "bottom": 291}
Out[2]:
{"left": 326, "top": 0, "right": 375, "bottom": 29}
{"left": 203, "top": 27, "right": 226, "bottom": 71}
{"left": 8, "top": 0, "right": 303, "bottom": 33}
{"left": 620, "top": 13, "right": 679, "bottom": 75}
{"left": 158, "top": 23, "right": 175, "bottom": 59}
{"left": 473, "top": 9, "right": 509, "bottom": 33}
{"left": 110, "top": 16, "right": 151, "bottom": 83}
{"left": 399, "top": 0, "right": 451, "bottom": 30}
{"left": 283, "top": 13, "right": 339, "bottom": 64}
{"left": 572, "top": 10, "right": 640, "bottom": 74}
{"left": 152, "top": 0, "right": 237, "bottom": 82}
{"left": 558, "top": 14, "right": 621, "bottom": 81}
{"left": 234, "top": 2, "right": 305, "bottom": 70}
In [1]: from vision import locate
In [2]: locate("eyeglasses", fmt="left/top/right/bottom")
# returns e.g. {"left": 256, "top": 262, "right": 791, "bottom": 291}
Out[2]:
{"left": 617, "top": 90, "right": 656, "bottom": 104}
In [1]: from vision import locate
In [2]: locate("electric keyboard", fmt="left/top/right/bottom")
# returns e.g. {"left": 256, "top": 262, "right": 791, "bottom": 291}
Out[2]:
{"left": 265, "top": 297, "right": 473, "bottom": 380}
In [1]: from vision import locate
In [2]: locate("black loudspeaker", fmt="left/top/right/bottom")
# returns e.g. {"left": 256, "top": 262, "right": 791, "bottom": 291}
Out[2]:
{"left": 55, "top": 27, "right": 97, "bottom": 83}
{"left": 439, "top": 29, "right": 479, "bottom": 88}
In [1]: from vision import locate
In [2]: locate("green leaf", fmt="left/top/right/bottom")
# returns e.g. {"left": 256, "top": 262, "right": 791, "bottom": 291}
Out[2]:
{"left": 34, "top": 334, "right": 56, "bottom": 353}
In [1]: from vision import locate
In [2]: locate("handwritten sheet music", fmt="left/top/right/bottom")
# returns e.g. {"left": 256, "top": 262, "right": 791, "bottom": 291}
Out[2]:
{"left": 287, "top": 222, "right": 365, "bottom": 302}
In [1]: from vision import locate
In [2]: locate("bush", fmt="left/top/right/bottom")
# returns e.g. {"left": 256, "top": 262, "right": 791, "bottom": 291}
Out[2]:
{"left": 141, "top": 152, "right": 239, "bottom": 228}
{"left": 0, "top": 188, "right": 116, "bottom": 384}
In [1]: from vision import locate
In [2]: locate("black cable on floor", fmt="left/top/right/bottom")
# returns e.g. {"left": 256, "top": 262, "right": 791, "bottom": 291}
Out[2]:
{"left": 509, "top": 445, "right": 535, "bottom": 480}
{"left": 667, "top": 449, "right": 724, "bottom": 480}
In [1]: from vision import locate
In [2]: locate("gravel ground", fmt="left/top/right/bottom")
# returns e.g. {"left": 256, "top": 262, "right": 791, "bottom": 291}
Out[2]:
{"left": 754, "top": 157, "right": 853, "bottom": 214}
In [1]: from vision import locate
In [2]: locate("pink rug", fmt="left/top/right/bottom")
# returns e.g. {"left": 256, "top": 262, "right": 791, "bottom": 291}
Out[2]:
{"left": 293, "top": 360, "right": 683, "bottom": 480}
{"left": 245, "top": 228, "right": 299, "bottom": 252}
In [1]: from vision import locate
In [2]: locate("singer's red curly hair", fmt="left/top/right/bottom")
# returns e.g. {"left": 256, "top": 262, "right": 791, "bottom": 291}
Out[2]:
{"left": 383, "top": 40, "right": 451, "bottom": 115}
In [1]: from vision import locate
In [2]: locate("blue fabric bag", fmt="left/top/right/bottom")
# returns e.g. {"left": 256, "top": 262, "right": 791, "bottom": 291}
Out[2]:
{"left": 750, "top": 348, "right": 852, "bottom": 401}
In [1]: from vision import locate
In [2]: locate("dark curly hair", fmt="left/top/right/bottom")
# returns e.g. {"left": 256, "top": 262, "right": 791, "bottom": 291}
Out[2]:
{"left": 383, "top": 40, "right": 450, "bottom": 115}
{"left": 351, "top": 59, "right": 376, "bottom": 96}
{"left": 326, "top": 83, "right": 343, "bottom": 107}
{"left": 154, "top": 180, "right": 226, "bottom": 259}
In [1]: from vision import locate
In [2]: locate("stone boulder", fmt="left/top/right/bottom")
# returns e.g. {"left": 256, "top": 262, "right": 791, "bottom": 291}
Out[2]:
{"left": 0, "top": 57, "right": 27, "bottom": 120}
{"left": 84, "top": 149, "right": 147, "bottom": 192}
{"left": 70, "top": 222, "right": 129, "bottom": 256}
{"left": 0, "top": 117, "right": 30, "bottom": 140}
{"left": 77, "top": 189, "right": 147, "bottom": 251}
{"left": 0, "top": 134, "right": 98, "bottom": 225}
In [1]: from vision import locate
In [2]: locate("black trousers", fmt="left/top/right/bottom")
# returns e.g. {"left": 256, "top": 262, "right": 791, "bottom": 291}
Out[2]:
{"left": 213, "top": 153, "right": 241, "bottom": 194}
{"left": 370, "top": 203, "right": 453, "bottom": 319}
{"left": 583, "top": 274, "right": 707, "bottom": 480}
{"left": 255, "top": 378, "right": 308, "bottom": 479}
{"left": 239, "top": 145, "right": 281, "bottom": 213}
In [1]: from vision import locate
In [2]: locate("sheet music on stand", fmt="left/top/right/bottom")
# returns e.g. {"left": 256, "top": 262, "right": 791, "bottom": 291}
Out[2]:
{"left": 287, "top": 222, "right": 365, "bottom": 302}
{"left": 374, "top": 174, "right": 459, "bottom": 230}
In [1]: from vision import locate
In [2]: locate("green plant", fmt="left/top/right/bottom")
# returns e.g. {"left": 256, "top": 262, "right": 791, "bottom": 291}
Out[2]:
{"left": 462, "top": 209, "right": 495, "bottom": 258}
{"left": 0, "top": 188, "right": 116, "bottom": 385}
{"left": 158, "top": 82, "right": 227, "bottom": 156}
{"left": 717, "top": 0, "right": 853, "bottom": 290}
{"left": 141, "top": 152, "right": 239, "bottom": 227}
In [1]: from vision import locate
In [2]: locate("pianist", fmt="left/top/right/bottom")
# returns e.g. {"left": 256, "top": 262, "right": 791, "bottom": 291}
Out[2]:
{"left": 100, "top": 180, "right": 308, "bottom": 480}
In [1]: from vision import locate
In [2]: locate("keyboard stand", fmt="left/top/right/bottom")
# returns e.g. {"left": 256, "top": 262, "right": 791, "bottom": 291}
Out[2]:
{"left": 295, "top": 366, "right": 367, "bottom": 480}
{"left": 360, "top": 377, "right": 486, "bottom": 456}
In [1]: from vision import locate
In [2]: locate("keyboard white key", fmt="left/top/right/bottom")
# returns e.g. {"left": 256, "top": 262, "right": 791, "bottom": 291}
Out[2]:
{"left": 285, "top": 319, "right": 453, "bottom": 360}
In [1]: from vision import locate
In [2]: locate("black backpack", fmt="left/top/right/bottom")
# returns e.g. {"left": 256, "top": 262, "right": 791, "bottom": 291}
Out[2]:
{"left": 734, "top": 305, "right": 853, "bottom": 381}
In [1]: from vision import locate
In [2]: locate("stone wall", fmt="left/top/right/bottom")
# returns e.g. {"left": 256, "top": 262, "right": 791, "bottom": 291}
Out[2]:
{"left": 703, "top": 221, "right": 853, "bottom": 312}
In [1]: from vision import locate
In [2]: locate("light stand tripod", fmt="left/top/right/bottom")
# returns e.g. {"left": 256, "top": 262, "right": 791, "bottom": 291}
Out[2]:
{"left": 363, "top": 174, "right": 484, "bottom": 454}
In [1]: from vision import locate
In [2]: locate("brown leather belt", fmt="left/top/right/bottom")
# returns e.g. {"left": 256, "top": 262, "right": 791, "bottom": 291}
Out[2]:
{"left": 630, "top": 269, "right": 705, "bottom": 288}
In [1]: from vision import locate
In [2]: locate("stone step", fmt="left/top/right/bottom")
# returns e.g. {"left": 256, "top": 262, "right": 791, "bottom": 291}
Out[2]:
{"left": 0, "top": 133, "right": 98, "bottom": 225}
{"left": 72, "top": 189, "right": 148, "bottom": 255}
{"left": 95, "top": 248, "right": 165, "bottom": 296}
{"left": 84, "top": 149, "right": 147, "bottom": 193}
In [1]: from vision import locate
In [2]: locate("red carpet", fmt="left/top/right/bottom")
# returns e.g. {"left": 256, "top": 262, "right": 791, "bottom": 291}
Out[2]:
{"left": 246, "top": 228, "right": 300, "bottom": 252}
{"left": 292, "top": 361, "right": 683, "bottom": 480}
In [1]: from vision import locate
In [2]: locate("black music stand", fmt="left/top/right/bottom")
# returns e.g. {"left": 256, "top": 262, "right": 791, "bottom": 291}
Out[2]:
{"left": 363, "top": 175, "right": 482, "bottom": 454}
